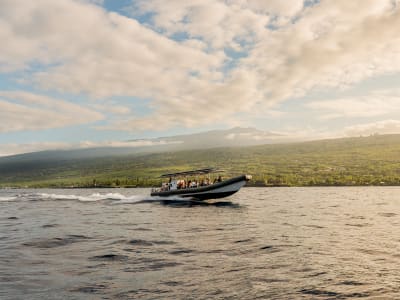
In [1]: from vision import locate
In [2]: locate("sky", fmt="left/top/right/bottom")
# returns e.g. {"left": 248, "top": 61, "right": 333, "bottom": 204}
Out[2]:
{"left": 1, "top": 0, "right": 400, "bottom": 156}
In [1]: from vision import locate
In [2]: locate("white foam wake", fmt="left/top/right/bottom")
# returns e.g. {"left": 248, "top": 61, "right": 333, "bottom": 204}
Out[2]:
{"left": 0, "top": 196, "right": 17, "bottom": 202}
{"left": 0, "top": 192, "right": 194, "bottom": 204}
{"left": 37, "top": 192, "right": 145, "bottom": 202}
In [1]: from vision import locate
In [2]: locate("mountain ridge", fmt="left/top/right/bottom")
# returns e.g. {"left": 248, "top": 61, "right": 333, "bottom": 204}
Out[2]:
{"left": 0, "top": 127, "right": 289, "bottom": 160}
{"left": 1, "top": 133, "right": 400, "bottom": 188}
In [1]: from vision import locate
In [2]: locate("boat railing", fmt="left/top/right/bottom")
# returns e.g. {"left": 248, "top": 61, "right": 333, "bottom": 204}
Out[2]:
{"left": 153, "top": 181, "right": 224, "bottom": 192}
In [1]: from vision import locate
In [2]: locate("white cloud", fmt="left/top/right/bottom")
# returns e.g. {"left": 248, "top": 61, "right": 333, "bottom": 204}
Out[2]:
{"left": 344, "top": 120, "right": 400, "bottom": 136}
{"left": 131, "top": 0, "right": 271, "bottom": 50}
{"left": 243, "top": 0, "right": 400, "bottom": 107}
{"left": 306, "top": 89, "right": 400, "bottom": 119}
{"left": 0, "top": 91, "right": 103, "bottom": 132}
{"left": 90, "top": 103, "right": 132, "bottom": 115}
{"left": 0, "top": 142, "right": 70, "bottom": 157}
{"left": 2, "top": 0, "right": 400, "bottom": 132}
{"left": 0, "top": 139, "right": 182, "bottom": 157}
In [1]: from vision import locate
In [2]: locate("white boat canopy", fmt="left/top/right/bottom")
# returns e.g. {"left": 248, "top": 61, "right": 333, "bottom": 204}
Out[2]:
{"left": 160, "top": 167, "right": 224, "bottom": 178}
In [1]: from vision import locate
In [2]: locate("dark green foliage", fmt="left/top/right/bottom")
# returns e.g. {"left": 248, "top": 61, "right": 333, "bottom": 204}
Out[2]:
{"left": 1, "top": 134, "right": 400, "bottom": 187}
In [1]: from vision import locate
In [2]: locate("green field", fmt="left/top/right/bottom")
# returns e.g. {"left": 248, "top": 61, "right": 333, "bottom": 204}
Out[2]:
{"left": 1, "top": 134, "right": 400, "bottom": 188}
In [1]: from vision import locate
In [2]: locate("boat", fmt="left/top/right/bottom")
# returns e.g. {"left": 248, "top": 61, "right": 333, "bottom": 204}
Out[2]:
{"left": 150, "top": 168, "right": 252, "bottom": 200}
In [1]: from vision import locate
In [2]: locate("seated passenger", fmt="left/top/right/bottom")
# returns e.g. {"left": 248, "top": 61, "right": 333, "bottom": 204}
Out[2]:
{"left": 213, "top": 176, "right": 223, "bottom": 184}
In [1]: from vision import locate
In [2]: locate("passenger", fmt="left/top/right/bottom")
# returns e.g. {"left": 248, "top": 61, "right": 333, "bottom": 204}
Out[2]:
{"left": 217, "top": 175, "right": 222, "bottom": 182}
{"left": 177, "top": 180, "right": 183, "bottom": 189}
{"left": 188, "top": 180, "right": 191, "bottom": 188}
{"left": 200, "top": 179, "right": 204, "bottom": 186}
{"left": 163, "top": 182, "right": 170, "bottom": 191}
{"left": 204, "top": 178, "right": 209, "bottom": 186}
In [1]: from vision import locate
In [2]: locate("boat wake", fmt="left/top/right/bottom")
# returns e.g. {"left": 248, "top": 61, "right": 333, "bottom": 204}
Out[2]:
{"left": 0, "top": 196, "right": 18, "bottom": 202}
{"left": 1, "top": 192, "right": 237, "bottom": 207}
{"left": 155, "top": 198, "right": 239, "bottom": 207}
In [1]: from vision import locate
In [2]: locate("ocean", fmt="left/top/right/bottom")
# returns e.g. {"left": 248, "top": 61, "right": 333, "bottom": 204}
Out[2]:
{"left": 1, "top": 187, "right": 400, "bottom": 299}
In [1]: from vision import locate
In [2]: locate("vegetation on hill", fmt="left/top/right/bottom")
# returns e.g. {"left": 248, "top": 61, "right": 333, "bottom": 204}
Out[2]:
{"left": 1, "top": 134, "right": 400, "bottom": 188}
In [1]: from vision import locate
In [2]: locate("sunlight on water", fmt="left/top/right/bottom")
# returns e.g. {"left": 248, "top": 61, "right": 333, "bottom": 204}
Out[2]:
{"left": 1, "top": 187, "right": 400, "bottom": 299}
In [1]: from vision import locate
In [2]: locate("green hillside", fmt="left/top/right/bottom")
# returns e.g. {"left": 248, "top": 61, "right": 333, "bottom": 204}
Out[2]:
{"left": 1, "top": 134, "right": 400, "bottom": 188}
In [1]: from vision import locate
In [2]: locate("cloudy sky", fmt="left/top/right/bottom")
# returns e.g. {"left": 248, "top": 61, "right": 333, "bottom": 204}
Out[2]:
{"left": 1, "top": 0, "right": 400, "bottom": 155}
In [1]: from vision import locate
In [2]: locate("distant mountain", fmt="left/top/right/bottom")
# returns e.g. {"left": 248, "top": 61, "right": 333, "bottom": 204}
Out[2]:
{"left": 129, "top": 127, "right": 286, "bottom": 150}
{"left": 2, "top": 133, "right": 400, "bottom": 188}
{"left": 0, "top": 127, "right": 288, "bottom": 162}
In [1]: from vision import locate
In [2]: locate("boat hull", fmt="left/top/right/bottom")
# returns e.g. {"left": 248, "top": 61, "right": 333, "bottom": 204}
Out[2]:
{"left": 150, "top": 175, "right": 250, "bottom": 200}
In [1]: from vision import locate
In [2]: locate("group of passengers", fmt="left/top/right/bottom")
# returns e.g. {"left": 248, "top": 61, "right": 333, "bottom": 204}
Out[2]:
{"left": 160, "top": 176, "right": 223, "bottom": 191}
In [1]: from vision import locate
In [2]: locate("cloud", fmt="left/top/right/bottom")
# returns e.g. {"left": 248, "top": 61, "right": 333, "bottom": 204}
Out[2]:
{"left": 130, "top": 0, "right": 272, "bottom": 50}
{"left": 90, "top": 103, "right": 132, "bottom": 115}
{"left": 0, "top": 0, "right": 223, "bottom": 87}
{"left": 2, "top": 0, "right": 400, "bottom": 132}
{"left": 306, "top": 89, "right": 400, "bottom": 119}
{"left": 344, "top": 120, "right": 400, "bottom": 136}
{"left": 0, "top": 142, "right": 70, "bottom": 157}
{"left": 243, "top": 0, "right": 400, "bottom": 106}
{"left": 0, "top": 91, "right": 103, "bottom": 132}
{"left": 0, "top": 139, "right": 182, "bottom": 157}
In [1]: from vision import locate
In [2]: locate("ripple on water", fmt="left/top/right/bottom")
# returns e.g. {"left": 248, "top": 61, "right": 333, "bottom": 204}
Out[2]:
{"left": 234, "top": 238, "right": 254, "bottom": 243}
{"left": 123, "top": 257, "right": 182, "bottom": 272}
{"left": 161, "top": 281, "right": 182, "bottom": 287}
{"left": 128, "top": 239, "right": 154, "bottom": 246}
{"left": 301, "top": 288, "right": 371, "bottom": 298}
{"left": 378, "top": 212, "right": 397, "bottom": 217}
{"left": 115, "top": 288, "right": 170, "bottom": 299}
{"left": 304, "top": 224, "right": 325, "bottom": 229}
{"left": 132, "top": 227, "right": 153, "bottom": 231}
{"left": 71, "top": 283, "right": 108, "bottom": 294}
{"left": 89, "top": 254, "right": 129, "bottom": 261}
{"left": 41, "top": 224, "right": 59, "bottom": 228}
{"left": 110, "top": 238, "right": 176, "bottom": 247}
{"left": 345, "top": 223, "right": 371, "bottom": 227}
{"left": 304, "top": 271, "right": 328, "bottom": 278}
{"left": 300, "top": 288, "right": 340, "bottom": 297}
{"left": 3, "top": 187, "right": 400, "bottom": 299}
{"left": 338, "top": 280, "right": 364, "bottom": 286}
{"left": 357, "top": 248, "right": 390, "bottom": 256}
{"left": 259, "top": 245, "right": 281, "bottom": 253}
{"left": 131, "top": 239, "right": 175, "bottom": 246}
{"left": 23, "top": 235, "right": 91, "bottom": 248}
{"left": 252, "top": 277, "right": 290, "bottom": 284}
{"left": 169, "top": 248, "right": 195, "bottom": 255}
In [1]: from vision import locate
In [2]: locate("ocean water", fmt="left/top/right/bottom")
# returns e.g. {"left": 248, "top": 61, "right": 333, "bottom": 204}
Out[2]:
{"left": 1, "top": 187, "right": 400, "bottom": 299}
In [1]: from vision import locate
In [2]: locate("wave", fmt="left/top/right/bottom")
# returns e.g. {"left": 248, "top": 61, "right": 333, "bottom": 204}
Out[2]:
{"left": 31, "top": 192, "right": 172, "bottom": 204}
{"left": 1, "top": 192, "right": 235, "bottom": 206}
{"left": 37, "top": 192, "right": 136, "bottom": 202}
{"left": 0, "top": 196, "right": 17, "bottom": 202}
{"left": 21, "top": 192, "right": 191, "bottom": 204}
